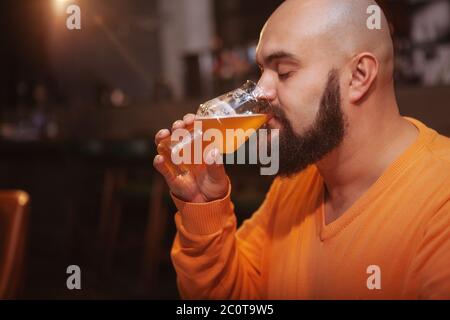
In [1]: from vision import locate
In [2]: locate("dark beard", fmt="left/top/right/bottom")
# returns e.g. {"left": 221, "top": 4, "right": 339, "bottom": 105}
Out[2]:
{"left": 268, "top": 69, "right": 346, "bottom": 177}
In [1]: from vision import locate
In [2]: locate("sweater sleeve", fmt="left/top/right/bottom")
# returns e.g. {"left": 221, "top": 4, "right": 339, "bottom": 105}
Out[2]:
{"left": 170, "top": 179, "right": 280, "bottom": 300}
{"left": 406, "top": 199, "right": 450, "bottom": 299}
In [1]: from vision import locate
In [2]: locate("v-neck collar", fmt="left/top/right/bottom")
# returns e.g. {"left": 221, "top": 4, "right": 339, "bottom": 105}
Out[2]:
{"left": 315, "top": 117, "right": 436, "bottom": 241}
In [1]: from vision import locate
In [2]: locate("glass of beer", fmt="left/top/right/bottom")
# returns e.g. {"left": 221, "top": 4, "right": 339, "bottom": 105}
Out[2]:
{"left": 157, "top": 80, "right": 271, "bottom": 175}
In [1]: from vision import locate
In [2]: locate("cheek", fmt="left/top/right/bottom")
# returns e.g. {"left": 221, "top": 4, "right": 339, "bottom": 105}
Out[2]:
{"left": 338, "top": 77, "right": 350, "bottom": 111}
{"left": 277, "top": 75, "right": 324, "bottom": 134}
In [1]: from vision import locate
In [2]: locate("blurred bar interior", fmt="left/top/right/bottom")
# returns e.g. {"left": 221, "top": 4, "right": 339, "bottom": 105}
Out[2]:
{"left": 0, "top": 0, "right": 449, "bottom": 298}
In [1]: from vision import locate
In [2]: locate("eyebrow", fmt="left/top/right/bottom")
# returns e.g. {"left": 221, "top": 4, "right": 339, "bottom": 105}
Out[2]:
{"left": 257, "top": 51, "right": 300, "bottom": 67}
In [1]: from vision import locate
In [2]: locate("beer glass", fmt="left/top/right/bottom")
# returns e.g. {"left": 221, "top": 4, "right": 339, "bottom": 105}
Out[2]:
{"left": 157, "top": 80, "right": 271, "bottom": 175}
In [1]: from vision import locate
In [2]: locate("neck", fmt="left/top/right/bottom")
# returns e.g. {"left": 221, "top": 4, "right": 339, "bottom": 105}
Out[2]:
{"left": 316, "top": 97, "right": 419, "bottom": 223}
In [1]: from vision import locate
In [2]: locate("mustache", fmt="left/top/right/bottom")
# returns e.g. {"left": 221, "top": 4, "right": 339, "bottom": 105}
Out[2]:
{"left": 265, "top": 104, "right": 291, "bottom": 128}
{"left": 266, "top": 104, "right": 285, "bottom": 120}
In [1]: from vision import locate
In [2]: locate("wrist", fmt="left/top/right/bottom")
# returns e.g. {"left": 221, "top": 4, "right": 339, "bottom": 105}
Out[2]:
{"left": 171, "top": 182, "right": 234, "bottom": 235}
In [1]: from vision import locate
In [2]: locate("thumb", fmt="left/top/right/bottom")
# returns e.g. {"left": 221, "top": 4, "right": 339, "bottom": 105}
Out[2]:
{"left": 205, "top": 148, "right": 226, "bottom": 181}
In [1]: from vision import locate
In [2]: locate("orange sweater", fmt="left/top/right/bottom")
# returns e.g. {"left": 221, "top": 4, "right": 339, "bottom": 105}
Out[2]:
{"left": 170, "top": 118, "right": 450, "bottom": 299}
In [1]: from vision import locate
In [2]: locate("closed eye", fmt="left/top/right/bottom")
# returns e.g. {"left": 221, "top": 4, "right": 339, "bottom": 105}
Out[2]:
{"left": 278, "top": 71, "right": 293, "bottom": 80}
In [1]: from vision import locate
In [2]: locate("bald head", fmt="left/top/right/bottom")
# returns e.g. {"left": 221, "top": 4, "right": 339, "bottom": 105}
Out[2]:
{"left": 255, "top": 0, "right": 413, "bottom": 178}
{"left": 258, "top": 0, "right": 394, "bottom": 83}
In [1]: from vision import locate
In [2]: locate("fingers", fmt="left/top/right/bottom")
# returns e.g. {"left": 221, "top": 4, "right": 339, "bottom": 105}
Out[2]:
{"left": 155, "top": 113, "right": 196, "bottom": 146}
{"left": 172, "top": 120, "right": 185, "bottom": 131}
{"left": 155, "top": 129, "right": 170, "bottom": 146}
{"left": 173, "top": 113, "right": 196, "bottom": 130}
{"left": 205, "top": 148, "right": 227, "bottom": 182}
{"left": 153, "top": 155, "right": 176, "bottom": 183}
{"left": 183, "top": 113, "right": 196, "bottom": 126}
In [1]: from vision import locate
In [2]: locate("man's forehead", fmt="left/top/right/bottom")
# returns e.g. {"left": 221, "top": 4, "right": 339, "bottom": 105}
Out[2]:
{"left": 255, "top": 31, "right": 304, "bottom": 66}
{"left": 256, "top": 0, "right": 345, "bottom": 65}
{"left": 255, "top": 13, "right": 322, "bottom": 65}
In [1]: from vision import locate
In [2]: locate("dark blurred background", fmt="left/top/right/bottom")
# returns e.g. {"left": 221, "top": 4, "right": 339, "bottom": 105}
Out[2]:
{"left": 0, "top": 0, "right": 448, "bottom": 299}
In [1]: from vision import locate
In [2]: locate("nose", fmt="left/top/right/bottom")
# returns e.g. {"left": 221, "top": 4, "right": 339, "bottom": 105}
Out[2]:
{"left": 257, "top": 76, "right": 277, "bottom": 103}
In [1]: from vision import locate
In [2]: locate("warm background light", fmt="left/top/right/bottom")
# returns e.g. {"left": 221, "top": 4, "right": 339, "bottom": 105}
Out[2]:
{"left": 53, "top": 0, "right": 70, "bottom": 15}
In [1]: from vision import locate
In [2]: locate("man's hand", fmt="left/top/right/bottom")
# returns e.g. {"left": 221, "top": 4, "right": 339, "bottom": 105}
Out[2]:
{"left": 153, "top": 113, "right": 230, "bottom": 203}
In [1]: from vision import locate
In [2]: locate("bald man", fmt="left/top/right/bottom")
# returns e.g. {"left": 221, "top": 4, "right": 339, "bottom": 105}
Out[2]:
{"left": 154, "top": 0, "right": 450, "bottom": 299}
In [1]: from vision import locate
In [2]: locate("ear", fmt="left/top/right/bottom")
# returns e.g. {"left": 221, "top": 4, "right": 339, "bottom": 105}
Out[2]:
{"left": 348, "top": 53, "right": 379, "bottom": 103}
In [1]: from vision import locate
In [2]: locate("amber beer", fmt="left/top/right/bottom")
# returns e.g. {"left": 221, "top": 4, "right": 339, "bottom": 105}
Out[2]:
{"left": 157, "top": 113, "right": 268, "bottom": 175}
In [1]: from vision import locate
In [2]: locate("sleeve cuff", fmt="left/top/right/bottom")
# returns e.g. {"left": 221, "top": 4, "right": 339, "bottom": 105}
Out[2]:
{"left": 170, "top": 183, "right": 234, "bottom": 235}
